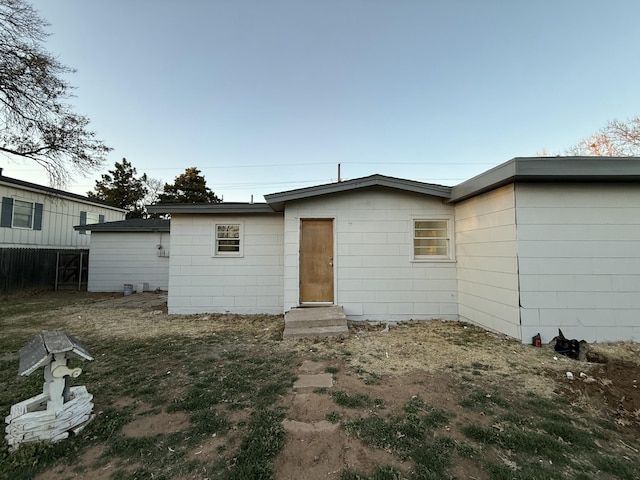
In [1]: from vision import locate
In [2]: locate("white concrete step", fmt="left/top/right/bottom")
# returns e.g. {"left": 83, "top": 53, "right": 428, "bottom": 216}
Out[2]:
{"left": 283, "top": 325, "right": 348, "bottom": 339}
{"left": 283, "top": 306, "right": 348, "bottom": 339}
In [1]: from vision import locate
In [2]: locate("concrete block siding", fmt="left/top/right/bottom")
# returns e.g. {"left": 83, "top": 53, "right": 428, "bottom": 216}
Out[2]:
{"left": 517, "top": 183, "right": 640, "bottom": 342}
{"left": 283, "top": 188, "right": 458, "bottom": 321}
{"left": 455, "top": 185, "right": 521, "bottom": 339}
{"left": 167, "top": 214, "right": 284, "bottom": 314}
{"left": 87, "top": 231, "right": 170, "bottom": 292}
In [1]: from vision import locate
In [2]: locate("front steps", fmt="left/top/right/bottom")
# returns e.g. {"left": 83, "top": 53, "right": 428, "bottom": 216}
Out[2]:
{"left": 283, "top": 306, "right": 349, "bottom": 339}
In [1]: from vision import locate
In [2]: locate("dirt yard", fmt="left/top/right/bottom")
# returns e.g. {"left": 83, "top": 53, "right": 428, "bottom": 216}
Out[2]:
{"left": 1, "top": 291, "right": 639, "bottom": 479}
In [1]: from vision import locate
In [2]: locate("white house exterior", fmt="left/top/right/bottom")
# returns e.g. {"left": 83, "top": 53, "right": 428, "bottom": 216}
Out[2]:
{"left": 77, "top": 219, "right": 170, "bottom": 293}
{"left": 0, "top": 170, "right": 125, "bottom": 249}
{"left": 149, "top": 157, "right": 640, "bottom": 343}
{"left": 159, "top": 205, "right": 284, "bottom": 314}
{"left": 277, "top": 188, "right": 458, "bottom": 321}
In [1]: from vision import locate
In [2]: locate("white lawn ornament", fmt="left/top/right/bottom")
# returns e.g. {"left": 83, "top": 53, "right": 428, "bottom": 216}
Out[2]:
{"left": 5, "top": 331, "right": 95, "bottom": 449}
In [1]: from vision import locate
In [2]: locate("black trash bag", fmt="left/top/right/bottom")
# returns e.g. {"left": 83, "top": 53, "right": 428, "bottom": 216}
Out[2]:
{"left": 551, "top": 329, "right": 589, "bottom": 361}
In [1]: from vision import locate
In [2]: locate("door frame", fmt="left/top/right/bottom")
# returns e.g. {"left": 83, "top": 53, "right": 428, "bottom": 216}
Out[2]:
{"left": 298, "top": 217, "right": 336, "bottom": 305}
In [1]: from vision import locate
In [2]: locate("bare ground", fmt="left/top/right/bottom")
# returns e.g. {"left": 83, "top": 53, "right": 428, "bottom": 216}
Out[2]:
{"left": 2, "top": 291, "right": 640, "bottom": 479}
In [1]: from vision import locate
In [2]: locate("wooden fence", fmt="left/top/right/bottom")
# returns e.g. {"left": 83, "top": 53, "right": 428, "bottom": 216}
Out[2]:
{"left": 0, "top": 248, "right": 89, "bottom": 295}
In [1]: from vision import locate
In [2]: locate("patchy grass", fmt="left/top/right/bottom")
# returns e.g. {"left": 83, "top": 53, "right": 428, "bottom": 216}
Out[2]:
{"left": 1, "top": 292, "right": 640, "bottom": 480}
{"left": 0, "top": 293, "right": 295, "bottom": 480}
{"left": 331, "top": 391, "right": 386, "bottom": 409}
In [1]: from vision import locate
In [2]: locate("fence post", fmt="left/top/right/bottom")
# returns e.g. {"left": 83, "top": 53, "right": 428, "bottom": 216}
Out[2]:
{"left": 55, "top": 252, "right": 59, "bottom": 291}
{"left": 78, "top": 252, "right": 83, "bottom": 291}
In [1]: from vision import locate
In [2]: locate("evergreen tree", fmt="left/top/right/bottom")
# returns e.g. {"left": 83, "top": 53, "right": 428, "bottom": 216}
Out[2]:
{"left": 88, "top": 158, "right": 148, "bottom": 218}
{"left": 158, "top": 167, "right": 221, "bottom": 203}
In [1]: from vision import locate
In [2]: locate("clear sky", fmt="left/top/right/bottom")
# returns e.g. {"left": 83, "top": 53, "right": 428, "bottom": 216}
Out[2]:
{"left": 3, "top": 0, "right": 640, "bottom": 202}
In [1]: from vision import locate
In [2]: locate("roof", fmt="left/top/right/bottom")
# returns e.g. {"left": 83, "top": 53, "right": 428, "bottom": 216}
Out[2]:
{"left": 146, "top": 202, "right": 279, "bottom": 215}
{"left": 73, "top": 218, "right": 170, "bottom": 232}
{"left": 450, "top": 157, "right": 640, "bottom": 203}
{"left": 147, "top": 158, "right": 640, "bottom": 215}
{"left": 264, "top": 174, "right": 452, "bottom": 211}
{"left": 0, "top": 172, "right": 126, "bottom": 212}
{"left": 19, "top": 330, "right": 93, "bottom": 377}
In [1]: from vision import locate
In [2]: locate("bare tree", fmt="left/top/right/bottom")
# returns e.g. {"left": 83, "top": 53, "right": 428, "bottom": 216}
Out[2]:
{"left": 143, "top": 176, "right": 164, "bottom": 206}
{"left": 0, "top": 0, "right": 110, "bottom": 186}
{"left": 566, "top": 117, "right": 640, "bottom": 157}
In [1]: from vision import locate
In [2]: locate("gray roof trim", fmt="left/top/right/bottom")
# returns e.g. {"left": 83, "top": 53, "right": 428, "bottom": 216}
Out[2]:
{"left": 73, "top": 218, "right": 170, "bottom": 232}
{"left": 264, "top": 174, "right": 452, "bottom": 211}
{"left": 147, "top": 202, "right": 279, "bottom": 215}
{"left": 0, "top": 174, "right": 126, "bottom": 211}
{"left": 450, "top": 157, "right": 640, "bottom": 203}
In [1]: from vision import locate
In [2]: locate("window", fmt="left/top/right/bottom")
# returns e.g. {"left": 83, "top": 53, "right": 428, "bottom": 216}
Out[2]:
{"left": 214, "top": 223, "right": 243, "bottom": 256}
{"left": 413, "top": 218, "right": 453, "bottom": 260}
{"left": 0, "top": 197, "right": 43, "bottom": 230}
{"left": 12, "top": 200, "right": 34, "bottom": 228}
{"left": 86, "top": 212, "right": 100, "bottom": 225}
{"left": 78, "top": 211, "right": 104, "bottom": 235}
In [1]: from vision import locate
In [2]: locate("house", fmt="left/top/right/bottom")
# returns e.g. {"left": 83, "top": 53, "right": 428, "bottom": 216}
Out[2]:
{"left": 1, "top": 169, "right": 126, "bottom": 249}
{"left": 74, "top": 218, "right": 170, "bottom": 292}
{"left": 147, "top": 157, "right": 640, "bottom": 343}
{"left": 0, "top": 169, "right": 125, "bottom": 293}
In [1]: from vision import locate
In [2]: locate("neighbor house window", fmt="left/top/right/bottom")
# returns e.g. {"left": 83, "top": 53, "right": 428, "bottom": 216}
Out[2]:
{"left": 78, "top": 211, "right": 104, "bottom": 235}
{"left": 214, "top": 223, "right": 243, "bottom": 256}
{"left": 0, "top": 197, "right": 43, "bottom": 230}
{"left": 413, "top": 218, "right": 453, "bottom": 261}
{"left": 12, "top": 200, "right": 35, "bottom": 228}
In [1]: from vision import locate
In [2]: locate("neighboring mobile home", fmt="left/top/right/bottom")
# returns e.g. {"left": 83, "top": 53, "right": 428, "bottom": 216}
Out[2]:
{"left": 148, "top": 157, "right": 640, "bottom": 343}
{"left": 1, "top": 169, "right": 126, "bottom": 249}
{"left": 0, "top": 169, "right": 125, "bottom": 293}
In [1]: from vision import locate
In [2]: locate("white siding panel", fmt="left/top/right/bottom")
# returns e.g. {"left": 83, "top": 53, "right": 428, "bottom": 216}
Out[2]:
{"left": 517, "top": 183, "right": 640, "bottom": 343}
{"left": 87, "top": 231, "right": 169, "bottom": 292}
{"left": 455, "top": 185, "right": 521, "bottom": 338}
{"left": 1, "top": 183, "right": 124, "bottom": 248}
{"left": 167, "top": 213, "right": 284, "bottom": 314}
{"left": 283, "top": 189, "right": 457, "bottom": 321}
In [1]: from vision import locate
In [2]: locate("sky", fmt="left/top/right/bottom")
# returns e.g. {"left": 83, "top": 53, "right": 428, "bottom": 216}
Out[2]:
{"left": 3, "top": 0, "right": 640, "bottom": 202}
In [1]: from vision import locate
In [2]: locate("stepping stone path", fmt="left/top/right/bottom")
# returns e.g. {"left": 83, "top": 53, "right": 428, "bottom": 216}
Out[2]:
{"left": 277, "top": 359, "right": 405, "bottom": 479}
{"left": 283, "top": 360, "right": 336, "bottom": 435}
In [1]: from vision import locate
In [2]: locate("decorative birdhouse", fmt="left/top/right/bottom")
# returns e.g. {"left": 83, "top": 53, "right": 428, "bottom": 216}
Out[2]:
{"left": 5, "top": 331, "right": 95, "bottom": 449}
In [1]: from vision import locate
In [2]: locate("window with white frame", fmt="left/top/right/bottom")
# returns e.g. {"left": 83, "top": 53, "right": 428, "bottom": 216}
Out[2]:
{"left": 413, "top": 218, "right": 453, "bottom": 260}
{"left": 12, "top": 200, "right": 35, "bottom": 228}
{"left": 78, "top": 211, "right": 104, "bottom": 235}
{"left": 214, "top": 223, "right": 243, "bottom": 256}
{"left": 1, "top": 197, "right": 43, "bottom": 230}
{"left": 86, "top": 212, "right": 100, "bottom": 226}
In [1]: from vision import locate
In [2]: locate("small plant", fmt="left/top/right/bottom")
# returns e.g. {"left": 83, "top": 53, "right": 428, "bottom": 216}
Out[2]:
{"left": 331, "top": 391, "right": 385, "bottom": 409}
{"left": 458, "top": 389, "right": 508, "bottom": 412}
{"left": 326, "top": 411, "right": 342, "bottom": 423}
{"left": 325, "top": 365, "right": 340, "bottom": 374}
{"left": 340, "top": 465, "right": 404, "bottom": 480}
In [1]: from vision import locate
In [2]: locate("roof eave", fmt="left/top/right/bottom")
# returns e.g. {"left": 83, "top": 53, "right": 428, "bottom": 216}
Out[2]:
{"left": 449, "top": 157, "right": 640, "bottom": 203}
{"left": 265, "top": 174, "right": 452, "bottom": 211}
{"left": 147, "top": 203, "right": 279, "bottom": 215}
{"left": 0, "top": 176, "right": 127, "bottom": 212}
{"left": 73, "top": 226, "right": 171, "bottom": 232}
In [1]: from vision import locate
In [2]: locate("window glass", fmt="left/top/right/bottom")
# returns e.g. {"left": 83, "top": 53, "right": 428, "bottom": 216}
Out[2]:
{"left": 13, "top": 200, "right": 34, "bottom": 228}
{"left": 413, "top": 219, "right": 451, "bottom": 259}
{"left": 215, "top": 224, "right": 241, "bottom": 254}
{"left": 86, "top": 212, "right": 100, "bottom": 225}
